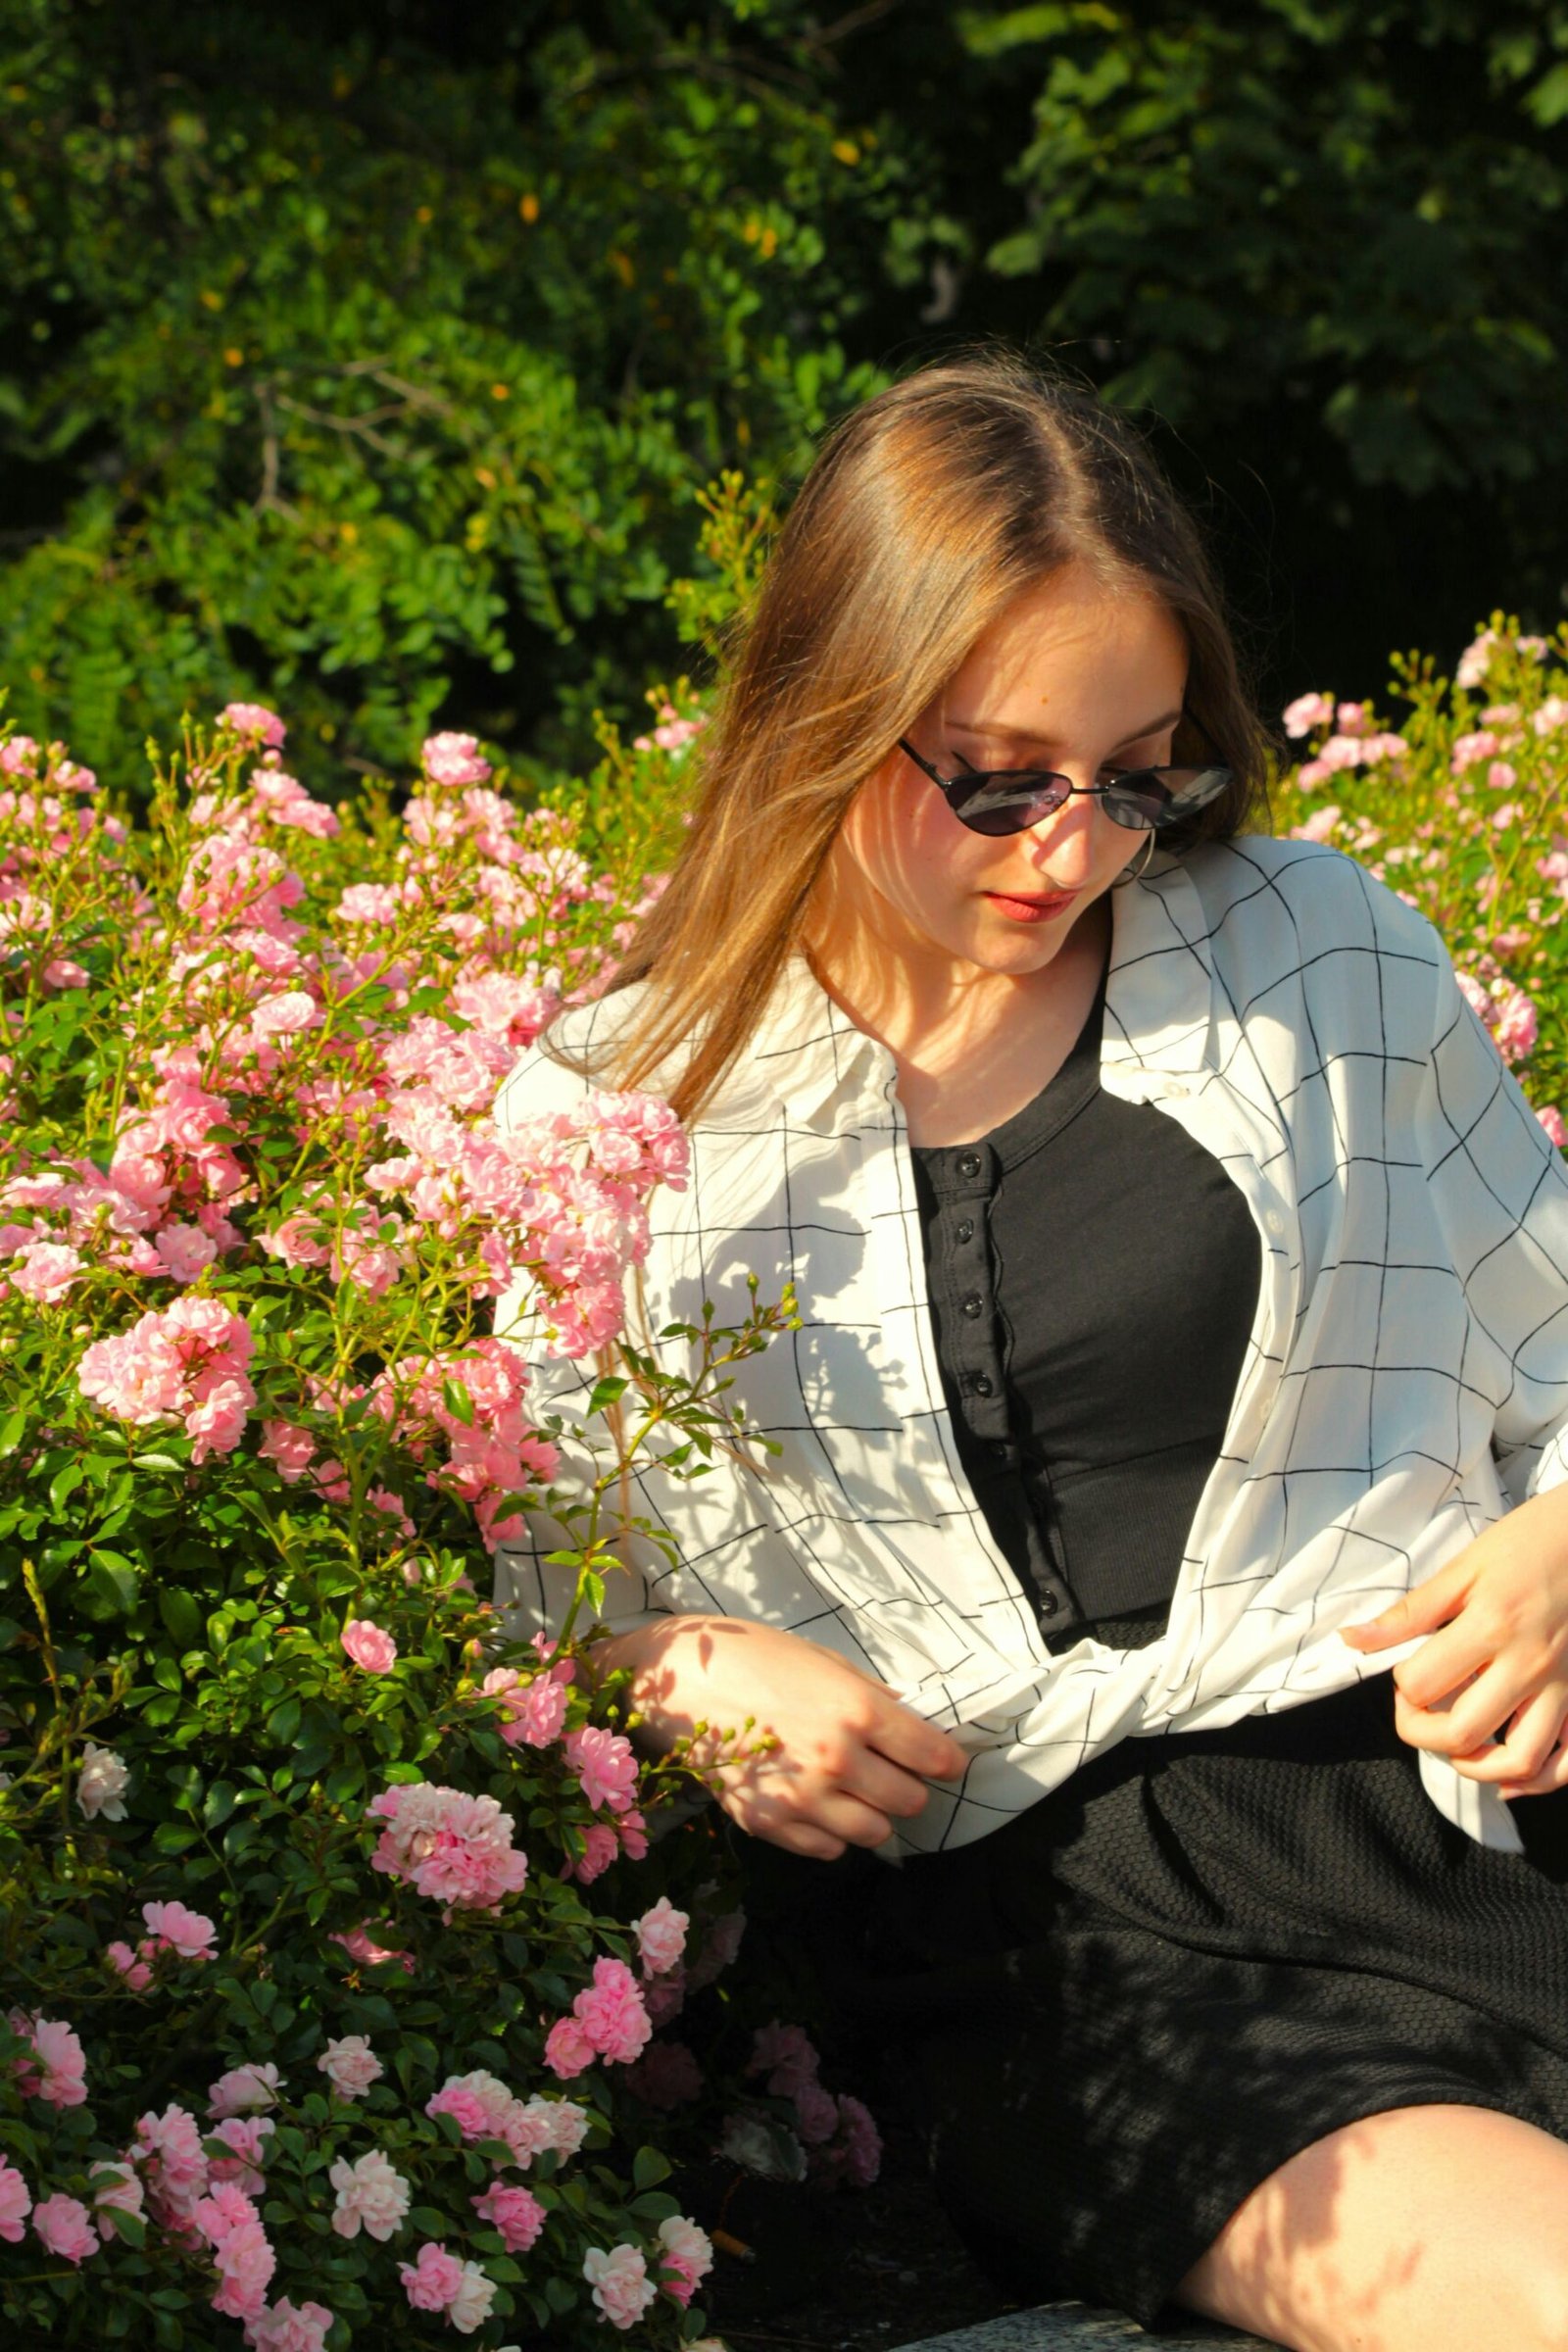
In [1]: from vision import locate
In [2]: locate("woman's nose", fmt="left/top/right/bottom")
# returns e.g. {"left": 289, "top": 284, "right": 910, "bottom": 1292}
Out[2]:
{"left": 1023, "top": 789, "right": 1103, "bottom": 881}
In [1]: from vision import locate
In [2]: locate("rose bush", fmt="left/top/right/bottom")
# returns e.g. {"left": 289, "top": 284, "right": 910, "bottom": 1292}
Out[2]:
{"left": 0, "top": 699, "right": 876, "bottom": 2352}
{"left": 1272, "top": 614, "right": 1568, "bottom": 1140}
{"left": 7, "top": 595, "right": 1560, "bottom": 2350}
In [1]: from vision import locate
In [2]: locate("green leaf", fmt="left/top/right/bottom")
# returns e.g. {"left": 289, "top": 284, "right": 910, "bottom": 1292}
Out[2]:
{"left": 160, "top": 1588, "right": 203, "bottom": 1644}
{"left": 203, "top": 1780, "right": 238, "bottom": 1829}
{"left": 81, "top": 1549, "right": 139, "bottom": 1617}
{"left": 50, "top": 1458, "right": 84, "bottom": 1515}
{"left": 103, "top": 2202, "right": 148, "bottom": 2248}
{"left": 266, "top": 1696, "right": 301, "bottom": 1744}
{"left": 0, "top": 1408, "right": 25, "bottom": 1458}
{"left": 586, "top": 1375, "right": 628, "bottom": 1413}
{"left": 632, "top": 2143, "right": 672, "bottom": 2191}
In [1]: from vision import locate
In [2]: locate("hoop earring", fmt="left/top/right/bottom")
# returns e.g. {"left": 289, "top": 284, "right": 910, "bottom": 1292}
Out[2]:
{"left": 1112, "top": 830, "right": 1158, "bottom": 888}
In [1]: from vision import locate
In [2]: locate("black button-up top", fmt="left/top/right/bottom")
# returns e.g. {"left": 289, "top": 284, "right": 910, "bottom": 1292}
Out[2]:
{"left": 908, "top": 950, "right": 1262, "bottom": 1646}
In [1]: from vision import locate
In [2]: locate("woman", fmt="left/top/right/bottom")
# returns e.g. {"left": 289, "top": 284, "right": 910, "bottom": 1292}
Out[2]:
{"left": 494, "top": 348, "right": 1568, "bottom": 2351}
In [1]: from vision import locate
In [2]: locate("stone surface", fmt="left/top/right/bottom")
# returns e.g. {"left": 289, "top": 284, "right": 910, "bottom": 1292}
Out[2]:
{"left": 890, "top": 2301, "right": 1280, "bottom": 2351}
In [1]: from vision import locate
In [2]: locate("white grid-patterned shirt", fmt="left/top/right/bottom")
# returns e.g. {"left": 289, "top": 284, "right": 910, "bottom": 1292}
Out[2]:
{"left": 493, "top": 833, "right": 1568, "bottom": 1856}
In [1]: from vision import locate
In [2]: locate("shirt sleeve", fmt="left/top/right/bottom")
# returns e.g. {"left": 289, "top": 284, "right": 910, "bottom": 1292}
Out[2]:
{"left": 1416, "top": 929, "right": 1568, "bottom": 1510}
{"left": 486, "top": 1028, "right": 676, "bottom": 1647}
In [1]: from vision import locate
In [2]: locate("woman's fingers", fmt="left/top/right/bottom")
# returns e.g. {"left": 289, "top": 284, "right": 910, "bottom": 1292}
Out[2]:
{"left": 862, "top": 1693, "right": 968, "bottom": 1783}
{"left": 1497, "top": 1739, "right": 1568, "bottom": 1800}
{"left": 1341, "top": 1559, "right": 1472, "bottom": 1652}
{"left": 1387, "top": 1614, "right": 1498, "bottom": 1712}
{"left": 1445, "top": 1685, "right": 1568, "bottom": 1788}
{"left": 841, "top": 1744, "right": 947, "bottom": 1824}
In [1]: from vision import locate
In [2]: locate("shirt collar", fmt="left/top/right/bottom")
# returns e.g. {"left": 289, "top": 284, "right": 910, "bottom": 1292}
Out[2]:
{"left": 716, "top": 846, "right": 1220, "bottom": 1127}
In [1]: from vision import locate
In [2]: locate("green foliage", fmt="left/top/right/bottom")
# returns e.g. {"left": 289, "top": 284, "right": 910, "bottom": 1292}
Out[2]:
{"left": 0, "top": 698, "right": 850, "bottom": 2346}
{"left": 1, "top": 0, "right": 1565, "bottom": 794}
{"left": 1271, "top": 617, "right": 1568, "bottom": 1118}
{"left": 0, "top": 0, "right": 906, "bottom": 794}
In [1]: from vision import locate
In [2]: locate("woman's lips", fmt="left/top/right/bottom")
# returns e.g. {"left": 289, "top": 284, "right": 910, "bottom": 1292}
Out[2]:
{"left": 983, "top": 887, "right": 1080, "bottom": 924}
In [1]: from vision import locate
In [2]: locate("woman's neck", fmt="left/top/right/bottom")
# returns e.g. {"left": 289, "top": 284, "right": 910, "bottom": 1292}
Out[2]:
{"left": 804, "top": 891, "right": 1112, "bottom": 1147}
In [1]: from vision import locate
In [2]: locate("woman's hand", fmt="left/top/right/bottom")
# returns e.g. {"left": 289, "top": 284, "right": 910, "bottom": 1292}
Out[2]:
{"left": 1342, "top": 1487, "right": 1568, "bottom": 1797}
{"left": 592, "top": 1614, "right": 969, "bottom": 1859}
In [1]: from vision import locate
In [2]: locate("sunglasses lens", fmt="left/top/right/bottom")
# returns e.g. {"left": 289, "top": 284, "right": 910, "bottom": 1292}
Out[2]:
{"left": 951, "top": 774, "right": 1066, "bottom": 836}
{"left": 1102, "top": 765, "right": 1233, "bottom": 831}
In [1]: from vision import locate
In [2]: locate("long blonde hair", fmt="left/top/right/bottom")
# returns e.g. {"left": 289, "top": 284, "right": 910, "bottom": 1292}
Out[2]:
{"left": 568, "top": 343, "right": 1271, "bottom": 1122}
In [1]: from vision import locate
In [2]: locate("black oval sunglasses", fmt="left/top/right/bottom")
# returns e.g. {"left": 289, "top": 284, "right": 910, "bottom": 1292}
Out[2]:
{"left": 897, "top": 733, "right": 1233, "bottom": 838}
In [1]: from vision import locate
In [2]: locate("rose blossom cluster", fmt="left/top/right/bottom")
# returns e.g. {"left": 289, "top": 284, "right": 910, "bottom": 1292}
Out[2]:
{"left": 0, "top": 1063, "right": 251, "bottom": 1305}
{"left": 0, "top": 731, "right": 122, "bottom": 1004}
{"left": 581, "top": 2213, "right": 713, "bottom": 2329}
{"left": 8, "top": 2011, "right": 88, "bottom": 2107}
{"left": 366, "top": 1076, "right": 689, "bottom": 1353}
{"left": 743, "top": 2022, "right": 883, "bottom": 2189}
{"left": 559, "top": 1722, "right": 650, "bottom": 1884}
{"left": 368, "top": 1335, "right": 560, "bottom": 1549}
{"left": 76, "top": 1293, "right": 257, "bottom": 1461}
{"left": 366, "top": 1780, "right": 529, "bottom": 1913}
{"left": 105, "top": 1897, "right": 219, "bottom": 1988}
{"left": 398, "top": 2238, "right": 496, "bottom": 2333}
{"left": 424, "top": 2067, "right": 587, "bottom": 2173}
{"left": 543, "top": 1954, "right": 654, "bottom": 2079}
{"left": 472, "top": 1638, "right": 576, "bottom": 1747}
{"left": 6, "top": 2094, "right": 325, "bottom": 2343}
{"left": 1456, "top": 956, "right": 1540, "bottom": 1068}
{"left": 1280, "top": 695, "right": 1409, "bottom": 789}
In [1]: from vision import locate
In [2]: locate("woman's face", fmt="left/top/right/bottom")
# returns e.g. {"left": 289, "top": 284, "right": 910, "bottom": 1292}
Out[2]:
{"left": 816, "top": 565, "right": 1190, "bottom": 985}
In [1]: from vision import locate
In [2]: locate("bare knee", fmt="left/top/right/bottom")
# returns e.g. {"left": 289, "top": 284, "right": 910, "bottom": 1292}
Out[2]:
{"left": 1177, "top": 2105, "right": 1568, "bottom": 2352}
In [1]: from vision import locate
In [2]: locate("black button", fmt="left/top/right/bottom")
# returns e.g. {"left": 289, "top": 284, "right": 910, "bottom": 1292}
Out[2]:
{"left": 1040, "top": 1592, "right": 1059, "bottom": 1618}
{"left": 972, "top": 1372, "right": 994, "bottom": 1396}
{"left": 960, "top": 1291, "right": 984, "bottom": 1318}
{"left": 955, "top": 1217, "right": 975, "bottom": 1245}
{"left": 957, "top": 1152, "right": 982, "bottom": 1179}
{"left": 987, "top": 1439, "right": 1007, "bottom": 1459}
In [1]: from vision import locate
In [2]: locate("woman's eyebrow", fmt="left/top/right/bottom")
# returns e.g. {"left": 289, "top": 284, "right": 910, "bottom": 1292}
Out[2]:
{"left": 949, "top": 708, "right": 1184, "bottom": 748}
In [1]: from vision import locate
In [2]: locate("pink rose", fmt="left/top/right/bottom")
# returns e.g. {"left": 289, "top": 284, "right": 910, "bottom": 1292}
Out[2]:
{"left": 564, "top": 1724, "right": 639, "bottom": 1813}
{"left": 247, "top": 2299, "right": 335, "bottom": 2352}
{"left": 33, "top": 2192, "right": 98, "bottom": 2264}
{"left": 634, "top": 1896, "right": 689, "bottom": 1977}
{"left": 11, "top": 2013, "right": 88, "bottom": 2106}
{"left": 1537, "top": 1104, "right": 1568, "bottom": 1150}
{"left": 657, "top": 2213, "right": 714, "bottom": 2307}
{"left": 328, "top": 2148, "right": 410, "bottom": 2242}
{"left": 399, "top": 2240, "right": 466, "bottom": 2312}
{"left": 421, "top": 732, "right": 492, "bottom": 787}
{"left": 0, "top": 2158, "right": 31, "bottom": 2244}
{"left": 154, "top": 1222, "right": 219, "bottom": 1283}
{"left": 1281, "top": 691, "right": 1334, "bottom": 738}
{"left": 471, "top": 2180, "right": 546, "bottom": 2254}
{"left": 572, "top": 1956, "right": 651, "bottom": 2065}
{"left": 105, "top": 1937, "right": 152, "bottom": 1990}
{"left": 544, "top": 2016, "right": 595, "bottom": 2080}
{"left": 8, "top": 1241, "right": 83, "bottom": 1301}
{"left": 341, "top": 1617, "right": 398, "bottom": 1674}
{"left": 208, "top": 2062, "right": 282, "bottom": 2118}
{"left": 76, "top": 1741, "right": 130, "bottom": 1821}
{"left": 219, "top": 702, "right": 286, "bottom": 747}
{"left": 582, "top": 2243, "right": 656, "bottom": 2329}
{"left": 142, "top": 1898, "right": 218, "bottom": 1961}
{"left": 318, "top": 2034, "right": 383, "bottom": 2099}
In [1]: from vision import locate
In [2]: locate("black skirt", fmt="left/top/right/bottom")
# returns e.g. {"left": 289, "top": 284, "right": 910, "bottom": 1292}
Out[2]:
{"left": 742, "top": 1672, "right": 1568, "bottom": 2329}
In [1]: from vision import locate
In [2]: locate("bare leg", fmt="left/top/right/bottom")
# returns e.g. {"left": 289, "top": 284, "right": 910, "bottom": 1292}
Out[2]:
{"left": 1175, "top": 2103, "right": 1568, "bottom": 2352}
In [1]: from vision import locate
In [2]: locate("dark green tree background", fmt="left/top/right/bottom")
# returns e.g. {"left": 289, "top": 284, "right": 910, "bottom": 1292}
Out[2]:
{"left": 1, "top": 0, "right": 1565, "bottom": 794}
